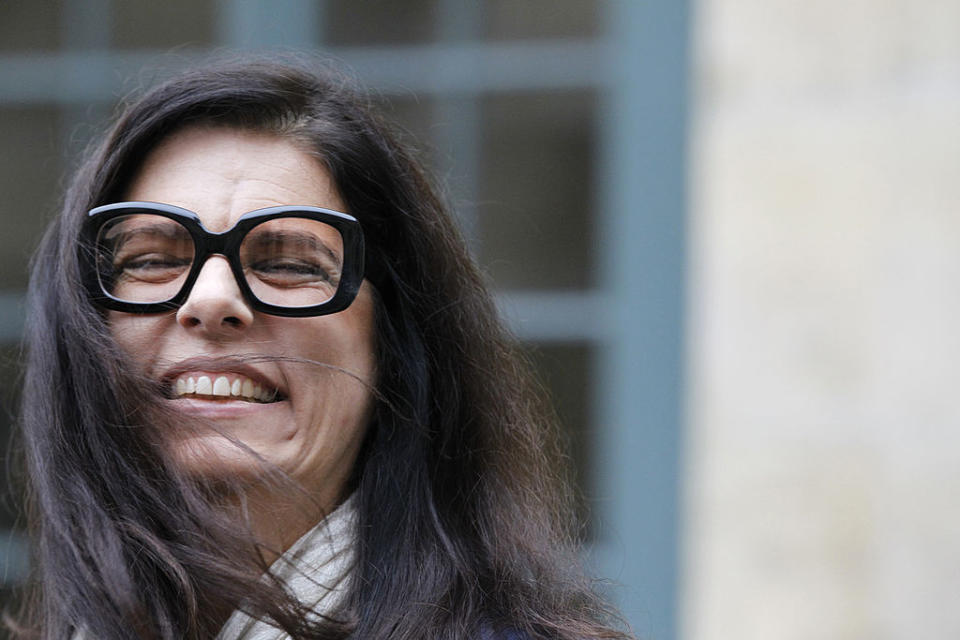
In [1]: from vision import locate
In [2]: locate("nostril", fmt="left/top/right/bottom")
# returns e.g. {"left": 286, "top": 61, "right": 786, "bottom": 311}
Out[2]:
{"left": 173, "top": 257, "right": 255, "bottom": 333}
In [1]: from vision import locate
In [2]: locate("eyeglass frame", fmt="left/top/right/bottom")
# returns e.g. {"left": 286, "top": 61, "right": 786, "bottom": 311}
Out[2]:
{"left": 79, "top": 201, "right": 366, "bottom": 318}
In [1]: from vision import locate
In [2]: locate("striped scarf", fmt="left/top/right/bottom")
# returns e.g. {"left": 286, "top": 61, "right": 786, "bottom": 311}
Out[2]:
{"left": 216, "top": 494, "right": 357, "bottom": 639}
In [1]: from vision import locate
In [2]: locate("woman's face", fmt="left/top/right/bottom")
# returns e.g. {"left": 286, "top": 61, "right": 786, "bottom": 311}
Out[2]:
{"left": 110, "top": 126, "right": 376, "bottom": 512}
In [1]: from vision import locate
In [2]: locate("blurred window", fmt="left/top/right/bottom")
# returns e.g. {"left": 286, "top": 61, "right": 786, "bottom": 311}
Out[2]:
{"left": 477, "top": 90, "right": 596, "bottom": 290}
{"left": 483, "top": 0, "right": 600, "bottom": 41}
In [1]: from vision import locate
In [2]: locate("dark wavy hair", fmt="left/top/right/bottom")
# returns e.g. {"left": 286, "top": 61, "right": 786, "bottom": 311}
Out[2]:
{"left": 8, "top": 58, "right": 631, "bottom": 640}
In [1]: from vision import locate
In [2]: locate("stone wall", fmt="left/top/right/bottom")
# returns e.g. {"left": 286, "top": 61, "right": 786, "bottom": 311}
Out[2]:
{"left": 684, "top": 1, "right": 960, "bottom": 638}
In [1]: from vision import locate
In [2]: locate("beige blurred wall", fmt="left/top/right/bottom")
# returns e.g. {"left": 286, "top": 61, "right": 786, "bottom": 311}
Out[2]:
{"left": 684, "top": 1, "right": 960, "bottom": 639}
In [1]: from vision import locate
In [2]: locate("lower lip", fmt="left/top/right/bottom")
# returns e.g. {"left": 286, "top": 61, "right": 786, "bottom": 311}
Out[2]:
{"left": 167, "top": 397, "right": 286, "bottom": 418}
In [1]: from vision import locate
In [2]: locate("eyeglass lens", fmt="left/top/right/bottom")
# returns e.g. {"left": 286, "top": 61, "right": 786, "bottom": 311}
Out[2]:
{"left": 95, "top": 214, "right": 345, "bottom": 308}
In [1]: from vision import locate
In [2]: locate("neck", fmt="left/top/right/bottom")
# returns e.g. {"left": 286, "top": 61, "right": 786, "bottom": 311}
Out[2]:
{"left": 242, "top": 485, "right": 345, "bottom": 564}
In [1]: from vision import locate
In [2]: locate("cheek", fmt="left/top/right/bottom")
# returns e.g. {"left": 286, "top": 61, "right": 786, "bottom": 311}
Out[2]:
{"left": 287, "top": 324, "right": 377, "bottom": 401}
{"left": 287, "top": 295, "right": 378, "bottom": 433}
{"left": 298, "top": 290, "right": 378, "bottom": 376}
{"left": 109, "top": 313, "right": 169, "bottom": 363}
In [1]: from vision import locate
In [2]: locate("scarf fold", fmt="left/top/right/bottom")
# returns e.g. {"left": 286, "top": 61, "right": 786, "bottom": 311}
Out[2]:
{"left": 216, "top": 494, "right": 358, "bottom": 640}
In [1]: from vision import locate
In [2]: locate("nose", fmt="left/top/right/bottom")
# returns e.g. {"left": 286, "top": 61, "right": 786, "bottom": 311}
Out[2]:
{"left": 176, "top": 256, "right": 254, "bottom": 334}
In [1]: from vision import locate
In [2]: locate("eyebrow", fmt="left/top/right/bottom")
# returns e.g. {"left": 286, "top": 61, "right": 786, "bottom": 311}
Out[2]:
{"left": 107, "top": 222, "right": 191, "bottom": 245}
{"left": 243, "top": 230, "right": 342, "bottom": 264}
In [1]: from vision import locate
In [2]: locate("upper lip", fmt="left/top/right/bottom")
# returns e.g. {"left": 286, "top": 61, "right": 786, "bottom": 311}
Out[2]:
{"left": 158, "top": 356, "right": 287, "bottom": 398}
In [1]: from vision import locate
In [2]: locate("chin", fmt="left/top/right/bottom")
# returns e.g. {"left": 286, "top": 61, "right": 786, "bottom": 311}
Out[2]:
{"left": 165, "top": 430, "right": 275, "bottom": 486}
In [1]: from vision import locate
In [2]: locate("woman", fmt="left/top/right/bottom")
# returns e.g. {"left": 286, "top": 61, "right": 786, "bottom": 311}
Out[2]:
{"left": 11, "top": 59, "right": 631, "bottom": 640}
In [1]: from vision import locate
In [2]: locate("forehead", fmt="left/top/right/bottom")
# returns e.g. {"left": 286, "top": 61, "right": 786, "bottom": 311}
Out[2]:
{"left": 124, "top": 126, "right": 346, "bottom": 232}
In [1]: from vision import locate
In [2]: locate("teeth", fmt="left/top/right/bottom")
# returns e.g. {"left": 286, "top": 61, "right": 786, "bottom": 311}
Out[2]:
{"left": 212, "top": 376, "right": 231, "bottom": 396}
{"left": 196, "top": 376, "right": 212, "bottom": 395}
{"left": 172, "top": 373, "right": 277, "bottom": 403}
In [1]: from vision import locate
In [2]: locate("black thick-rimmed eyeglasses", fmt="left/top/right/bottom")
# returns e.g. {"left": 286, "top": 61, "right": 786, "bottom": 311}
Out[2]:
{"left": 80, "top": 201, "right": 365, "bottom": 318}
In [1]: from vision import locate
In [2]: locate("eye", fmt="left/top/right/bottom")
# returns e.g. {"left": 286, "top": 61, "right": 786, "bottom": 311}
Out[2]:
{"left": 116, "top": 253, "right": 192, "bottom": 282}
{"left": 239, "top": 219, "right": 345, "bottom": 302}
{"left": 248, "top": 258, "right": 333, "bottom": 283}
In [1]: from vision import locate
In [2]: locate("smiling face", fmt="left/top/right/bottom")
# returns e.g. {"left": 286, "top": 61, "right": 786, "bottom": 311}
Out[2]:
{"left": 110, "top": 126, "right": 376, "bottom": 516}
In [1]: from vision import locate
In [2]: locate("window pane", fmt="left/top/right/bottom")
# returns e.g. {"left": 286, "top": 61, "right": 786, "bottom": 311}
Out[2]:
{"left": 0, "top": 0, "right": 61, "bottom": 52}
{"left": 371, "top": 94, "right": 440, "bottom": 170}
{"left": 324, "top": 0, "right": 437, "bottom": 46}
{"left": 478, "top": 90, "right": 596, "bottom": 290}
{"left": 483, "top": 0, "right": 600, "bottom": 41}
{"left": 0, "top": 107, "right": 63, "bottom": 290}
{"left": 524, "top": 341, "right": 595, "bottom": 536}
{"left": 112, "top": 0, "right": 216, "bottom": 49}
{"left": 0, "top": 345, "right": 27, "bottom": 600}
